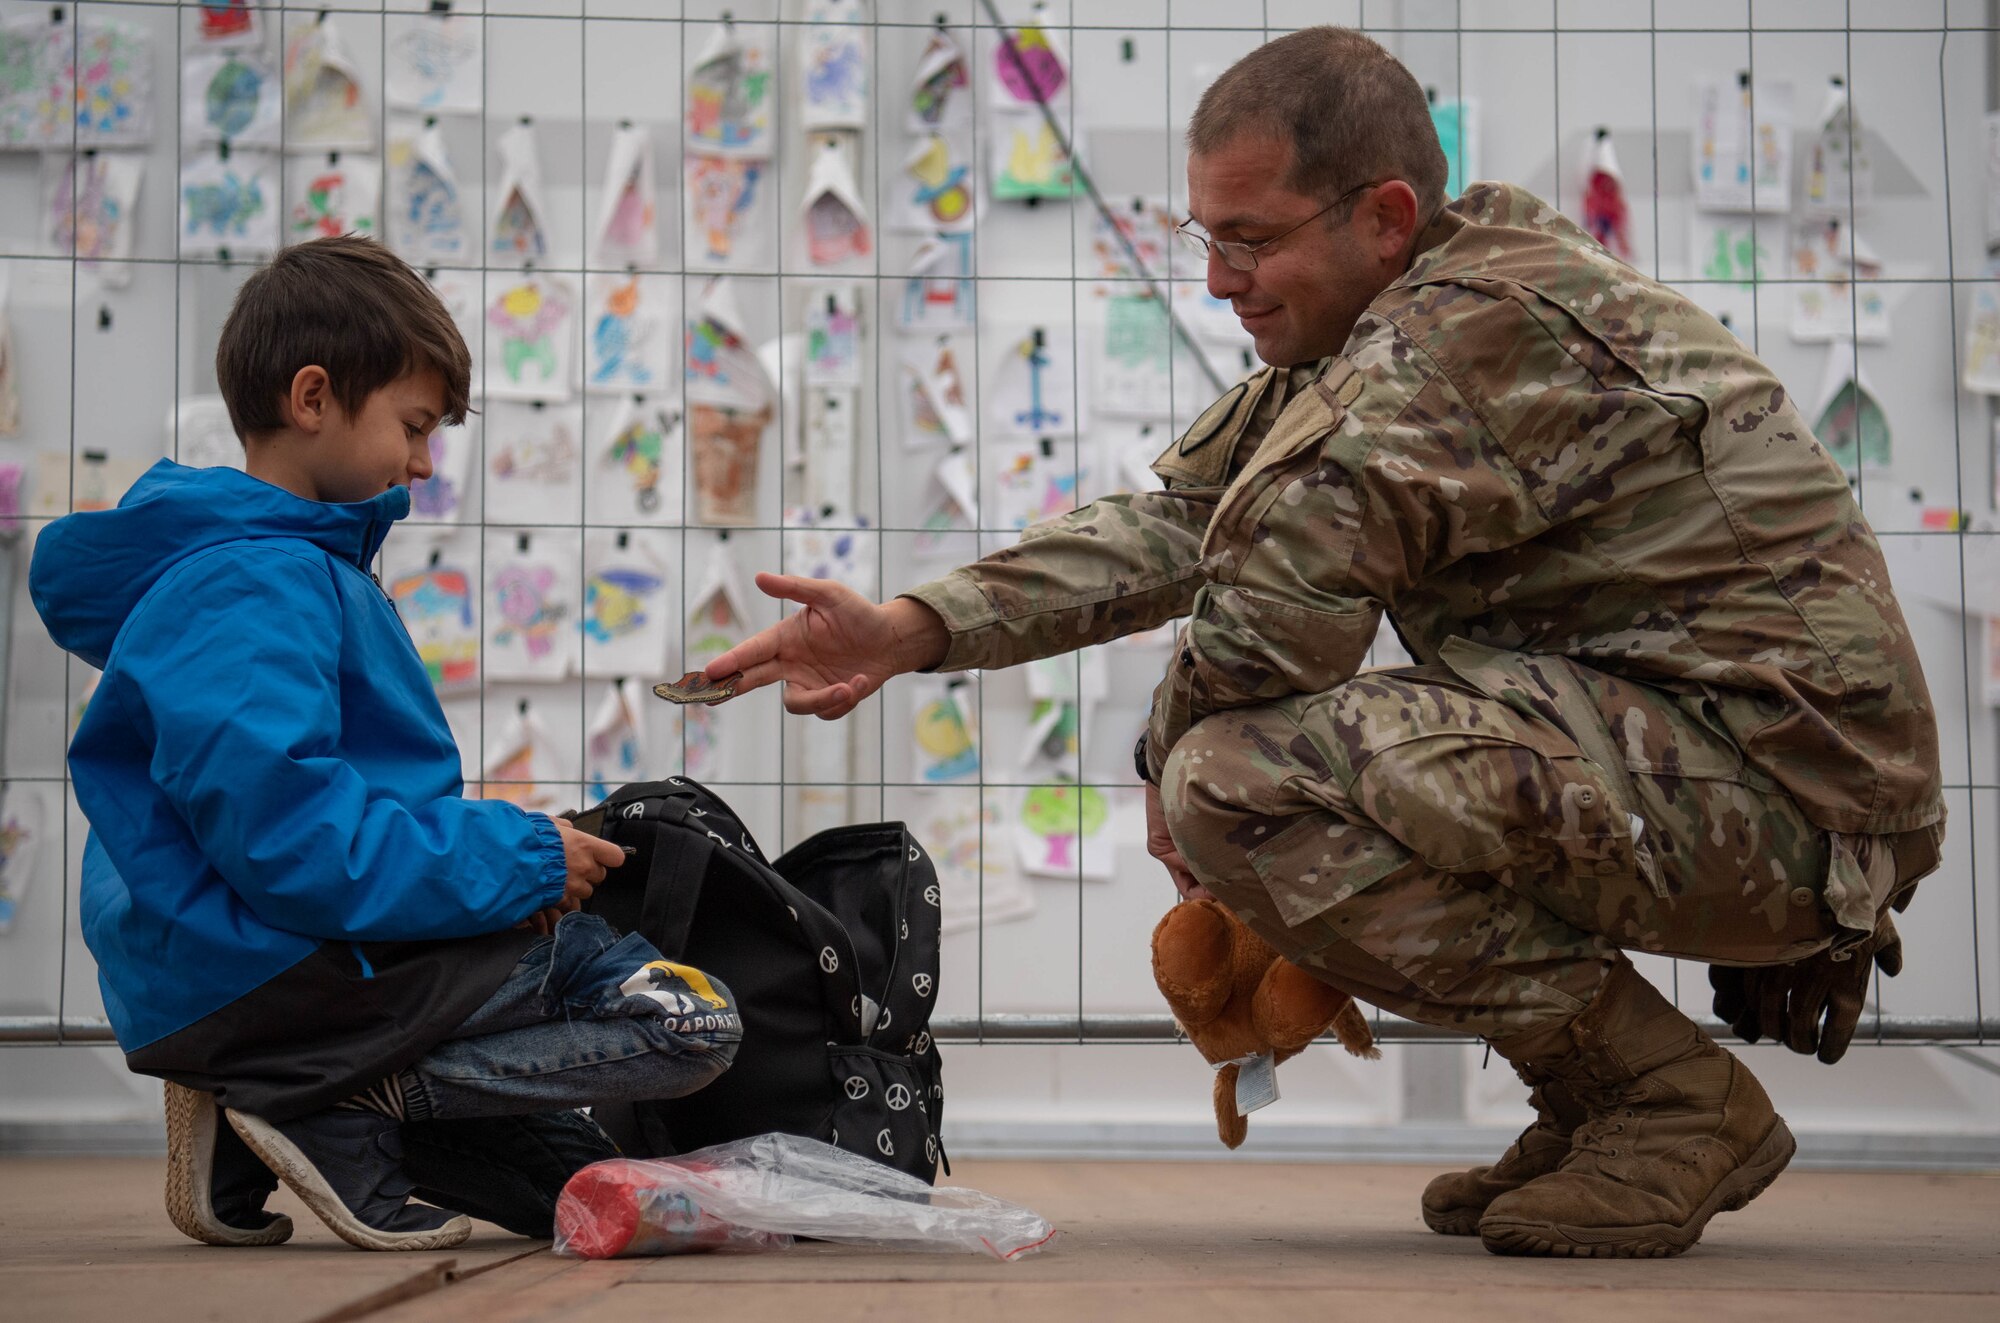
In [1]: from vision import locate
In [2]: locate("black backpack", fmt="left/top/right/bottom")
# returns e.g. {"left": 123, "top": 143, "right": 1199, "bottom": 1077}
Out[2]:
{"left": 569, "top": 777, "right": 947, "bottom": 1183}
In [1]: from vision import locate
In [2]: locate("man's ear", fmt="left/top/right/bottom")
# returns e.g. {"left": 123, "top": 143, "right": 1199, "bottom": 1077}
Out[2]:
{"left": 287, "top": 365, "right": 334, "bottom": 435}
{"left": 1366, "top": 180, "right": 1422, "bottom": 266}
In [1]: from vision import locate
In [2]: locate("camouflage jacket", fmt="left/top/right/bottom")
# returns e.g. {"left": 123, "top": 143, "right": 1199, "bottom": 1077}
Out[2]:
{"left": 903, "top": 183, "right": 1942, "bottom": 836}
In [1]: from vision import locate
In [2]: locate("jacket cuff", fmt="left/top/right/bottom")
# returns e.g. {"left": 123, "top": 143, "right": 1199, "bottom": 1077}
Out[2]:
{"left": 897, "top": 573, "right": 998, "bottom": 673}
{"left": 525, "top": 812, "right": 571, "bottom": 910}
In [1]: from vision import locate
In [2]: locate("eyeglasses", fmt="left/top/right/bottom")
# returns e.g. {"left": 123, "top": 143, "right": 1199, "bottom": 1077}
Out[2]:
{"left": 1174, "top": 181, "right": 1383, "bottom": 272}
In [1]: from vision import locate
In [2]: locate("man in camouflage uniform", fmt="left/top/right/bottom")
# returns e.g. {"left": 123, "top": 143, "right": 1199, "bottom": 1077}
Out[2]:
{"left": 709, "top": 27, "right": 1944, "bottom": 1257}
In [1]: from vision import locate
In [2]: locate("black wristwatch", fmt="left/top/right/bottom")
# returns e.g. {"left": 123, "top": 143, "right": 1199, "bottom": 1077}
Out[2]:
{"left": 1133, "top": 731, "right": 1155, "bottom": 785}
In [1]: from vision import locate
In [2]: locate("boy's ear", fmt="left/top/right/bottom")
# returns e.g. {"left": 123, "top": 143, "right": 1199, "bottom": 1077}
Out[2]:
{"left": 287, "top": 365, "right": 335, "bottom": 435}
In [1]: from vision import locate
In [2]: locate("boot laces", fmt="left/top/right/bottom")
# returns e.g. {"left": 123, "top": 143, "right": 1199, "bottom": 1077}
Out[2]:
{"left": 1565, "top": 1079, "right": 1646, "bottom": 1160}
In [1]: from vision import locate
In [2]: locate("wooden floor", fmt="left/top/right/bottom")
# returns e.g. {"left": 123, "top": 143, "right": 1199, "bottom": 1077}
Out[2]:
{"left": 3, "top": 1155, "right": 1997, "bottom": 1323}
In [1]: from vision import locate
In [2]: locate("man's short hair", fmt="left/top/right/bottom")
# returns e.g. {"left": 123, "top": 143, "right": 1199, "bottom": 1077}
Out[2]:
{"left": 215, "top": 234, "right": 472, "bottom": 440}
{"left": 1188, "top": 26, "right": 1448, "bottom": 220}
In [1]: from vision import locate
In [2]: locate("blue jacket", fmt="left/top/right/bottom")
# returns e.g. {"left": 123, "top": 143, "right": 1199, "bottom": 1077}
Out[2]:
{"left": 32, "top": 461, "right": 567, "bottom": 1053}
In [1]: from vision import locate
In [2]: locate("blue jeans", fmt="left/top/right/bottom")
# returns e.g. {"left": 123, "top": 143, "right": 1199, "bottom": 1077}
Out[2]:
{"left": 378, "top": 912, "right": 741, "bottom": 1236}
{"left": 399, "top": 911, "right": 742, "bottom": 1122}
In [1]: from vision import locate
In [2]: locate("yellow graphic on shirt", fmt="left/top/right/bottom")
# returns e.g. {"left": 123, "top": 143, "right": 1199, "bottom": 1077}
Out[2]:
{"left": 636, "top": 960, "right": 729, "bottom": 1010}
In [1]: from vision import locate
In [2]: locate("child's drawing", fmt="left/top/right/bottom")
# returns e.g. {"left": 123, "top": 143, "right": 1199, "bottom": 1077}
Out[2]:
{"left": 477, "top": 706, "right": 562, "bottom": 808}
{"left": 387, "top": 120, "right": 467, "bottom": 264}
{"left": 490, "top": 122, "right": 550, "bottom": 263}
{"left": 911, "top": 676, "right": 979, "bottom": 784}
{"left": 184, "top": 49, "right": 281, "bottom": 147}
{"left": 1810, "top": 350, "right": 1891, "bottom": 473}
{"left": 485, "top": 534, "right": 579, "bottom": 682}
{"left": 908, "top": 27, "right": 969, "bottom": 132}
{"left": 687, "top": 23, "right": 772, "bottom": 156}
{"left": 1013, "top": 780, "right": 1113, "bottom": 880}
{"left": 484, "top": 276, "right": 575, "bottom": 401}
{"left": 1692, "top": 75, "right": 1793, "bottom": 213}
{"left": 45, "top": 151, "right": 143, "bottom": 284}
{"left": 0, "top": 785, "right": 47, "bottom": 935}
{"left": 899, "top": 343, "right": 972, "bottom": 449}
{"left": 385, "top": 13, "right": 482, "bottom": 114}
{"left": 1, "top": 14, "right": 152, "bottom": 149}
{"left": 198, "top": 2, "right": 259, "bottom": 46}
{"left": 584, "top": 274, "right": 672, "bottom": 394}
{"left": 1788, "top": 218, "right": 1888, "bottom": 342}
{"left": 990, "top": 329, "right": 1079, "bottom": 437}
{"left": 283, "top": 17, "right": 372, "bottom": 150}
{"left": 686, "top": 153, "right": 768, "bottom": 267}
{"left": 691, "top": 403, "right": 771, "bottom": 526}
{"left": 408, "top": 421, "right": 475, "bottom": 523}
{"left": 801, "top": 0, "right": 869, "bottom": 131}
{"left": 486, "top": 401, "right": 582, "bottom": 524}
{"left": 388, "top": 557, "right": 480, "bottom": 690}
{"left": 596, "top": 398, "right": 684, "bottom": 523}
{"left": 592, "top": 124, "right": 658, "bottom": 268}
{"left": 684, "top": 279, "right": 772, "bottom": 410}
{"left": 990, "top": 111, "right": 1075, "bottom": 202}
{"left": 682, "top": 540, "right": 753, "bottom": 782}
{"left": 285, "top": 155, "right": 379, "bottom": 241}
{"left": 898, "top": 134, "right": 975, "bottom": 233}
{"left": 584, "top": 529, "right": 673, "bottom": 676}
{"left": 992, "top": 23, "right": 1067, "bottom": 106}
{"left": 587, "top": 679, "right": 662, "bottom": 800}
{"left": 805, "top": 286, "right": 861, "bottom": 387}
{"left": 179, "top": 149, "right": 278, "bottom": 257}
{"left": 900, "top": 233, "right": 975, "bottom": 330}
{"left": 1803, "top": 80, "right": 1871, "bottom": 218}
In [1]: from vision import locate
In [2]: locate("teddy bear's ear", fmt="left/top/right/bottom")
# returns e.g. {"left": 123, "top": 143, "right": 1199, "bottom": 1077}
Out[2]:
{"left": 1151, "top": 900, "right": 1234, "bottom": 1025}
{"left": 1213, "top": 1064, "right": 1249, "bottom": 1149}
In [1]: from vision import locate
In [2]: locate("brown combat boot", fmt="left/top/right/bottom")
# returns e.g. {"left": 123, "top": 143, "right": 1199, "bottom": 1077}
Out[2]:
{"left": 1477, "top": 960, "right": 1796, "bottom": 1258}
{"left": 1420, "top": 1070, "right": 1585, "bottom": 1235}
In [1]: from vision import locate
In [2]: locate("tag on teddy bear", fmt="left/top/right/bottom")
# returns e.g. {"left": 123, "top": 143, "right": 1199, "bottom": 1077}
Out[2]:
{"left": 1231, "top": 1051, "right": 1280, "bottom": 1114}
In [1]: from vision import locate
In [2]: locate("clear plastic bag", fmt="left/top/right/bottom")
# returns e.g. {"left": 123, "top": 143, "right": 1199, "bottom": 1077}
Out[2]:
{"left": 553, "top": 1133, "right": 1056, "bottom": 1261}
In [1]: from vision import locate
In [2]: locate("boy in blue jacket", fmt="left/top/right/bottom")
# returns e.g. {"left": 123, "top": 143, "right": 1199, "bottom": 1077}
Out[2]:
{"left": 31, "top": 236, "right": 741, "bottom": 1252}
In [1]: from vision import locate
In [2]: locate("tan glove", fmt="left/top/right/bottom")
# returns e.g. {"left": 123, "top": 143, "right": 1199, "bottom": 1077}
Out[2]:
{"left": 1708, "top": 911, "right": 1903, "bottom": 1064}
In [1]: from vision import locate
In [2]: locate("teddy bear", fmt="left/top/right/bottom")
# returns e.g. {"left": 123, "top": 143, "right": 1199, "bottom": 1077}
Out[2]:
{"left": 1151, "top": 897, "right": 1379, "bottom": 1148}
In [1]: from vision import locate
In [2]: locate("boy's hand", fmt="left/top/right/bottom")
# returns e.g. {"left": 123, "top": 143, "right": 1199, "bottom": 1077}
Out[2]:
{"left": 552, "top": 815, "right": 626, "bottom": 908}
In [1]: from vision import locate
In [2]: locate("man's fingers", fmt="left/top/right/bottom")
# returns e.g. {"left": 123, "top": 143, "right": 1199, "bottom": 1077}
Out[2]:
{"left": 1709, "top": 965, "right": 1749, "bottom": 1027}
{"left": 754, "top": 571, "right": 850, "bottom": 611}
{"left": 706, "top": 630, "right": 782, "bottom": 682}
{"left": 782, "top": 679, "right": 852, "bottom": 717}
{"left": 1818, "top": 977, "right": 1866, "bottom": 1064}
{"left": 783, "top": 675, "right": 873, "bottom": 719}
{"left": 587, "top": 835, "right": 626, "bottom": 868}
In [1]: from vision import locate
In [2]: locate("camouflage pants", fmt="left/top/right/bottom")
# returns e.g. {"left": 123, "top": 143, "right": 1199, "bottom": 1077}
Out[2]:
{"left": 1160, "top": 653, "right": 1867, "bottom": 1038}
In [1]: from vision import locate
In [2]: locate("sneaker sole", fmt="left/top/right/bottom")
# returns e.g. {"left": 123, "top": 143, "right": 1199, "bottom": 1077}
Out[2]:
{"left": 163, "top": 1083, "right": 292, "bottom": 1248}
{"left": 1477, "top": 1118, "right": 1796, "bottom": 1259}
{"left": 225, "top": 1110, "right": 472, "bottom": 1253}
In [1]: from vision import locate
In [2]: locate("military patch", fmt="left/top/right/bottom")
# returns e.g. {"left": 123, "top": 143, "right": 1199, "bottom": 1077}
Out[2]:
{"left": 1151, "top": 368, "right": 1277, "bottom": 489}
{"left": 1178, "top": 381, "right": 1250, "bottom": 457}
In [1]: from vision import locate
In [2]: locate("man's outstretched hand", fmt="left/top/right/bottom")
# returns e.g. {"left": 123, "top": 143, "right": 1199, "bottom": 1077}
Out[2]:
{"left": 704, "top": 573, "right": 950, "bottom": 720}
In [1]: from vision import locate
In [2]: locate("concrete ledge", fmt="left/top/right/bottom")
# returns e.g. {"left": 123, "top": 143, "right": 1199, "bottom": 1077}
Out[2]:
{"left": 9, "top": 1117, "right": 1998, "bottom": 1172}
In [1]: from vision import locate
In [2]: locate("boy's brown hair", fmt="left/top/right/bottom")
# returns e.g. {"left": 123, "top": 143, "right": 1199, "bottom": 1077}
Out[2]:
{"left": 215, "top": 235, "right": 472, "bottom": 440}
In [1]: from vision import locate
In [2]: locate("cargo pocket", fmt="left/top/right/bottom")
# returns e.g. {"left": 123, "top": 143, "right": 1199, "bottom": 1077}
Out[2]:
{"left": 1242, "top": 790, "right": 1525, "bottom": 1000}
